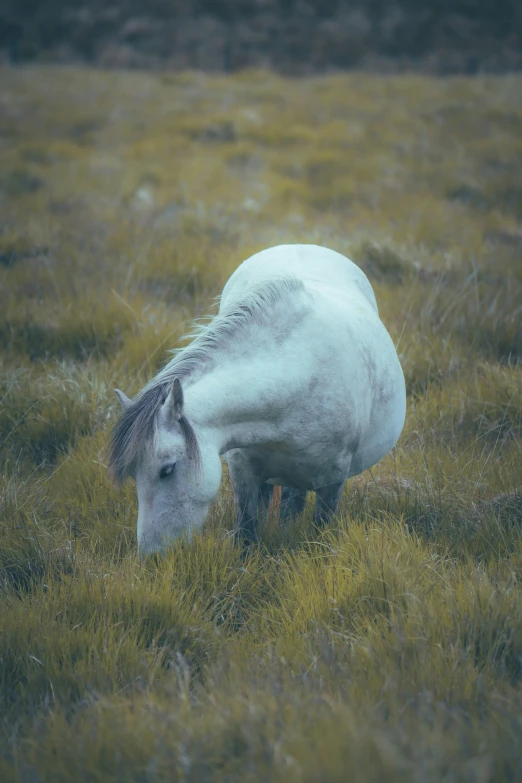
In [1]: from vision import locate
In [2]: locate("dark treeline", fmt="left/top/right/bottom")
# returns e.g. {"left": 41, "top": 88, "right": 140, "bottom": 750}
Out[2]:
{"left": 1, "top": 0, "right": 521, "bottom": 73}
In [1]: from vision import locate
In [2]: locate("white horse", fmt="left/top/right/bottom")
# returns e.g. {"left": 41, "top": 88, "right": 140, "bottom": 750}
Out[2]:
{"left": 109, "top": 244, "right": 406, "bottom": 554}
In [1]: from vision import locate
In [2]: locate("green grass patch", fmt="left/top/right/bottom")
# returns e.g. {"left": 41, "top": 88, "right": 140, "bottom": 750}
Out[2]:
{"left": 0, "top": 66, "right": 521, "bottom": 781}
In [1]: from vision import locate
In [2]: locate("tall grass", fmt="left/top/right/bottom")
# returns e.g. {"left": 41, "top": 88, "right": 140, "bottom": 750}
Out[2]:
{"left": 0, "top": 66, "right": 521, "bottom": 781}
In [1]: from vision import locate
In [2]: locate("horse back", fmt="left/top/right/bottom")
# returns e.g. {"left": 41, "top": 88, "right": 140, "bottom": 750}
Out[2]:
{"left": 220, "top": 244, "right": 378, "bottom": 315}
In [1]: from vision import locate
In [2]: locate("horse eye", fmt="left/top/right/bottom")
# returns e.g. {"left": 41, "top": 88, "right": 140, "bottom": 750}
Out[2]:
{"left": 159, "top": 463, "right": 175, "bottom": 480}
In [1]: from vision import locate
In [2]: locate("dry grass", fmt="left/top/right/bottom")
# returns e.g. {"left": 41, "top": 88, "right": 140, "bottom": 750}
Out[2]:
{"left": 0, "top": 66, "right": 521, "bottom": 782}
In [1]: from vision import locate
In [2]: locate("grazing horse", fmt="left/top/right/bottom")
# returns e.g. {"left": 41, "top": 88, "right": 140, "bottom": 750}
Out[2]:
{"left": 109, "top": 244, "right": 406, "bottom": 554}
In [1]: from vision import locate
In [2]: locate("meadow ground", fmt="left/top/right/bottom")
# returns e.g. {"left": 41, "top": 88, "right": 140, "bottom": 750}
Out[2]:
{"left": 0, "top": 66, "right": 521, "bottom": 782}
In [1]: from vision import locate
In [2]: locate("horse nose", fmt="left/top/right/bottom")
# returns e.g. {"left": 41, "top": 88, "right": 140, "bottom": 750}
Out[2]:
{"left": 136, "top": 530, "right": 154, "bottom": 559}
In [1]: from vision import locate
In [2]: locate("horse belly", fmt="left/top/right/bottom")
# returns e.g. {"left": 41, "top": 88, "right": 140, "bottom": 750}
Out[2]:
{"left": 259, "top": 448, "right": 350, "bottom": 491}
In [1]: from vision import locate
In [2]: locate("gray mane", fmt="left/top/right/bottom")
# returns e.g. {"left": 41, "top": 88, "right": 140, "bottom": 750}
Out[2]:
{"left": 108, "top": 277, "right": 305, "bottom": 482}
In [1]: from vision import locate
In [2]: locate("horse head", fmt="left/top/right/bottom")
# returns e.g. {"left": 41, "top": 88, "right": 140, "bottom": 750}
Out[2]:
{"left": 110, "top": 378, "right": 222, "bottom": 555}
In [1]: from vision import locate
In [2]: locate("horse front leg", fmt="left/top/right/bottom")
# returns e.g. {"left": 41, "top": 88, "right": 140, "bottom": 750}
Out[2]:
{"left": 226, "top": 449, "right": 263, "bottom": 545}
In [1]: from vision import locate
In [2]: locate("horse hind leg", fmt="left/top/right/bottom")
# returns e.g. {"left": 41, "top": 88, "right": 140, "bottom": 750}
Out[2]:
{"left": 314, "top": 480, "right": 346, "bottom": 527}
{"left": 280, "top": 487, "right": 307, "bottom": 522}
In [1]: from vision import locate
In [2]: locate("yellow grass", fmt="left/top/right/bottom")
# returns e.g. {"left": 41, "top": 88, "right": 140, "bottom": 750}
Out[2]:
{"left": 0, "top": 66, "right": 521, "bottom": 781}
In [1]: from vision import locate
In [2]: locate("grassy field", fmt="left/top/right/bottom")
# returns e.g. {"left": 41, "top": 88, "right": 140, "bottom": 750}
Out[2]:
{"left": 0, "top": 66, "right": 521, "bottom": 781}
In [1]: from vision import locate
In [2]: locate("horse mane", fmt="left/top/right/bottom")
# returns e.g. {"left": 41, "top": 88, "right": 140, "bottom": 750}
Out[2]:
{"left": 108, "top": 277, "right": 305, "bottom": 482}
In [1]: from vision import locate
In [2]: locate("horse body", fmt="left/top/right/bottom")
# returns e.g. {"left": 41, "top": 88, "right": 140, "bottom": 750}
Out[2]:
{"left": 110, "top": 244, "right": 406, "bottom": 553}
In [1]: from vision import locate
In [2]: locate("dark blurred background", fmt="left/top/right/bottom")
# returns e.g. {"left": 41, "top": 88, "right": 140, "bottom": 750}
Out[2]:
{"left": 1, "top": 0, "right": 521, "bottom": 74}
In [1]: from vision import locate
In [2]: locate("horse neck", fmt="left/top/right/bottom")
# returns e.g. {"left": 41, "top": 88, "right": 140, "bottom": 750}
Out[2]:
{"left": 183, "top": 354, "right": 288, "bottom": 454}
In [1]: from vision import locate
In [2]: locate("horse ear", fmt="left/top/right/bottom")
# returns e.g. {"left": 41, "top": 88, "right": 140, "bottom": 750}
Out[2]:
{"left": 114, "top": 389, "right": 132, "bottom": 410}
{"left": 165, "top": 377, "right": 184, "bottom": 420}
